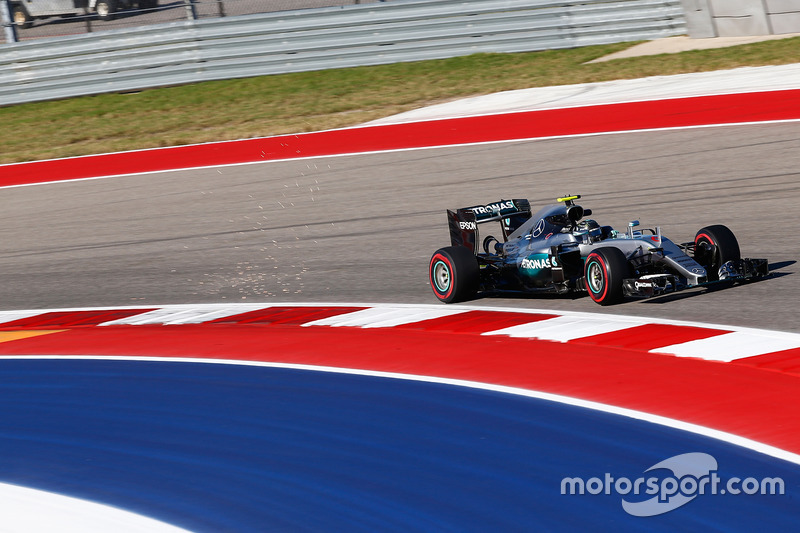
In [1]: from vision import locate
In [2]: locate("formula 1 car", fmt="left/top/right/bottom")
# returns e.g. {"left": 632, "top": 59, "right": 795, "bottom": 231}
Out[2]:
{"left": 428, "top": 195, "right": 768, "bottom": 305}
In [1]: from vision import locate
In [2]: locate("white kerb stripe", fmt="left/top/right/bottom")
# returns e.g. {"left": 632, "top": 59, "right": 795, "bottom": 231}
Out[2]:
{"left": 151, "top": 304, "right": 271, "bottom": 325}
{"left": 651, "top": 331, "right": 800, "bottom": 362}
{"left": 483, "top": 315, "right": 644, "bottom": 342}
{"left": 98, "top": 305, "right": 268, "bottom": 326}
{"left": 302, "top": 307, "right": 470, "bottom": 328}
{"left": 0, "top": 482, "right": 190, "bottom": 533}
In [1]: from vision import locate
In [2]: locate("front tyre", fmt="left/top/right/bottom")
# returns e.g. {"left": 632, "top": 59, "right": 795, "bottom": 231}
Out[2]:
{"left": 694, "top": 225, "right": 740, "bottom": 281}
{"left": 584, "top": 247, "right": 629, "bottom": 305}
{"left": 429, "top": 246, "right": 479, "bottom": 303}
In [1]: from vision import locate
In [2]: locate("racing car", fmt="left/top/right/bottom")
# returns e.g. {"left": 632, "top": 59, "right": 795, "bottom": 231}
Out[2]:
{"left": 428, "top": 195, "right": 768, "bottom": 305}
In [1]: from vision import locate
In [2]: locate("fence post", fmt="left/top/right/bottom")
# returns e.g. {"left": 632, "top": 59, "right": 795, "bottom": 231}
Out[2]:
{"left": 1, "top": 0, "right": 19, "bottom": 44}
{"left": 183, "top": 0, "right": 198, "bottom": 21}
{"left": 84, "top": 7, "right": 93, "bottom": 34}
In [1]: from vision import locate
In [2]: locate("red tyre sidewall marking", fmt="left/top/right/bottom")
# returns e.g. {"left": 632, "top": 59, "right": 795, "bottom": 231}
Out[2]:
{"left": 429, "top": 253, "right": 454, "bottom": 300}
{"left": 695, "top": 233, "right": 715, "bottom": 246}
{"left": 585, "top": 253, "right": 609, "bottom": 303}
{"left": 695, "top": 232, "right": 716, "bottom": 269}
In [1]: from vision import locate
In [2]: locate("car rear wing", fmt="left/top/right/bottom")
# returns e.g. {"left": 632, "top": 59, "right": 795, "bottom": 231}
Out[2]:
{"left": 447, "top": 199, "right": 531, "bottom": 253}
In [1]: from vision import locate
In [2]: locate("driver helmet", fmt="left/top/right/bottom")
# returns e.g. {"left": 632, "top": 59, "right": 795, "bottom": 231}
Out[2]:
{"left": 577, "top": 219, "right": 600, "bottom": 231}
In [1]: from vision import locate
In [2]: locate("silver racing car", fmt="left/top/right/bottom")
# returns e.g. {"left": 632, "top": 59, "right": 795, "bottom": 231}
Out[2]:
{"left": 428, "top": 195, "right": 768, "bottom": 305}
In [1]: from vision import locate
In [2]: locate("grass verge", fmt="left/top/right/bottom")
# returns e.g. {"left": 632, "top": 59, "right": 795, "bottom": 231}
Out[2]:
{"left": 3, "top": 36, "right": 800, "bottom": 164}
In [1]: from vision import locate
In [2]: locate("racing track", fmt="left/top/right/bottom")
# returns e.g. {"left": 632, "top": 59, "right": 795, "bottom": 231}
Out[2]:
{"left": 0, "top": 122, "right": 798, "bottom": 331}
{"left": 1, "top": 94, "right": 800, "bottom": 530}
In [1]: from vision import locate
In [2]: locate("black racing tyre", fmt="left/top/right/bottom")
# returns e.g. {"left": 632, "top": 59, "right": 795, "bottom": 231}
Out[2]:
{"left": 12, "top": 5, "right": 32, "bottom": 29}
{"left": 429, "top": 246, "right": 479, "bottom": 303}
{"left": 584, "top": 247, "right": 629, "bottom": 305}
{"left": 694, "top": 225, "right": 740, "bottom": 281}
{"left": 96, "top": 0, "right": 117, "bottom": 20}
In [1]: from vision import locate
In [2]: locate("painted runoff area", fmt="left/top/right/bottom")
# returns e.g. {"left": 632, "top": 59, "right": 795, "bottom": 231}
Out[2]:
{"left": 2, "top": 78, "right": 800, "bottom": 529}
{"left": 1, "top": 358, "right": 798, "bottom": 531}
{"left": 1, "top": 304, "right": 800, "bottom": 530}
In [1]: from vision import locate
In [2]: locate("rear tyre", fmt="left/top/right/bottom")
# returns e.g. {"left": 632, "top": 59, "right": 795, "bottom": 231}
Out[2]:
{"left": 584, "top": 247, "right": 629, "bottom": 305}
{"left": 694, "top": 225, "right": 740, "bottom": 281}
{"left": 429, "top": 246, "right": 479, "bottom": 303}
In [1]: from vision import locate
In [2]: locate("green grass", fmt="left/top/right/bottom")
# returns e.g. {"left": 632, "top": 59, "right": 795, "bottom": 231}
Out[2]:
{"left": 3, "top": 36, "right": 800, "bottom": 164}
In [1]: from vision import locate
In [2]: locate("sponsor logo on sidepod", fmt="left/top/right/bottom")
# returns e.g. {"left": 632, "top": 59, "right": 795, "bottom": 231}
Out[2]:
{"left": 521, "top": 255, "right": 552, "bottom": 270}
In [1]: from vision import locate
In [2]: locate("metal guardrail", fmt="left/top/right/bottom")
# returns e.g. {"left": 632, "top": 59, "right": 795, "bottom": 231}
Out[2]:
{"left": 0, "top": 1, "right": 390, "bottom": 43}
{"left": 0, "top": 0, "right": 686, "bottom": 107}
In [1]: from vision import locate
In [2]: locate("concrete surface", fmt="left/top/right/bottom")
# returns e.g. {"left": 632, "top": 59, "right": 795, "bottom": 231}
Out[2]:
{"left": 589, "top": 33, "right": 800, "bottom": 62}
{"left": 367, "top": 34, "right": 800, "bottom": 126}
{"left": 367, "top": 63, "right": 800, "bottom": 125}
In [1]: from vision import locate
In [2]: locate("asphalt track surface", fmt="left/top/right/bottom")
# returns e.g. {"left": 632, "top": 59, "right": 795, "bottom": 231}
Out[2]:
{"left": 1, "top": 121, "right": 798, "bottom": 331}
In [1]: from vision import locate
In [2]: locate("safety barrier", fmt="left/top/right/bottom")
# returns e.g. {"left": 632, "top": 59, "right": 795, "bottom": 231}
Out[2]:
{"left": 0, "top": 0, "right": 686, "bottom": 106}
{"left": 680, "top": 0, "right": 800, "bottom": 38}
